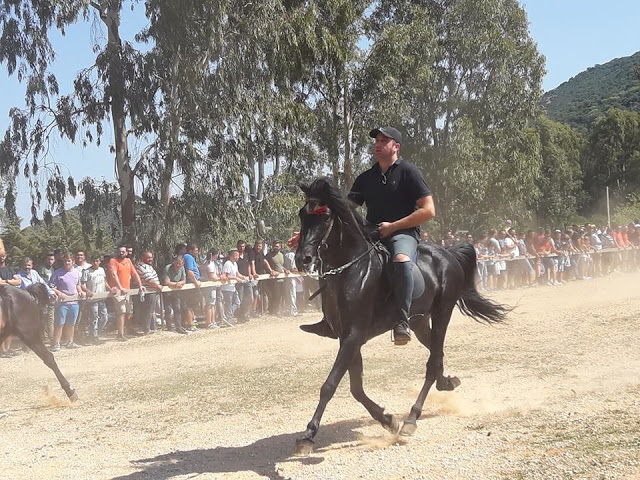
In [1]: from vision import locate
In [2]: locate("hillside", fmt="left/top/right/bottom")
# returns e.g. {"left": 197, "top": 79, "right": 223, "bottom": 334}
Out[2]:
{"left": 542, "top": 51, "right": 640, "bottom": 131}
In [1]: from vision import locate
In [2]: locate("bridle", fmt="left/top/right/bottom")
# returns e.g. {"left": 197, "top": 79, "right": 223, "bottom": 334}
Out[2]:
{"left": 304, "top": 199, "right": 378, "bottom": 278}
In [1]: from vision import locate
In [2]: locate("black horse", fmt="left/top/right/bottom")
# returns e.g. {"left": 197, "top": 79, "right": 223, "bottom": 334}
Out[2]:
{"left": 293, "top": 178, "right": 507, "bottom": 454}
{"left": 0, "top": 284, "right": 78, "bottom": 401}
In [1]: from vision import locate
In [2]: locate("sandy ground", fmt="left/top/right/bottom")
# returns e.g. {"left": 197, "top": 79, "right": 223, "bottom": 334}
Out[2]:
{"left": 1, "top": 272, "right": 639, "bottom": 480}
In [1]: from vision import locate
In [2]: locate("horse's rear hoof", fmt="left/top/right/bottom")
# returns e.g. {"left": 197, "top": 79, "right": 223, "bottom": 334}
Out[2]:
{"left": 436, "top": 375, "right": 461, "bottom": 391}
{"left": 293, "top": 438, "right": 315, "bottom": 456}
{"left": 68, "top": 390, "right": 78, "bottom": 403}
{"left": 383, "top": 415, "right": 401, "bottom": 435}
{"left": 400, "top": 421, "right": 417, "bottom": 436}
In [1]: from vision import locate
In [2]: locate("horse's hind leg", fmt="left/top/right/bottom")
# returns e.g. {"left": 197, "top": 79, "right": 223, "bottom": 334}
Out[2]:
{"left": 349, "top": 351, "right": 400, "bottom": 434}
{"left": 21, "top": 335, "right": 77, "bottom": 402}
{"left": 411, "top": 314, "right": 431, "bottom": 350}
{"left": 401, "top": 304, "right": 455, "bottom": 436}
{"left": 294, "top": 337, "right": 360, "bottom": 455}
{"left": 412, "top": 314, "right": 460, "bottom": 391}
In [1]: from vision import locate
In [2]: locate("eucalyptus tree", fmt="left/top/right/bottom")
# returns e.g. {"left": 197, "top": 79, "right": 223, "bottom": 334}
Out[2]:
{"left": 296, "top": 0, "right": 374, "bottom": 190}
{"left": 0, "top": 0, "right": 157, "bottom": 243}
{"left": 365, "top": 0, "right": 545, "bottom": 233}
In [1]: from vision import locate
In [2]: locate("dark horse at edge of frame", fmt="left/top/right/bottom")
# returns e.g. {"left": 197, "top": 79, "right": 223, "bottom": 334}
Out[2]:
{"left": 0, "top": 284, "right": 78, "bottom": 401}
{"left": 293, "top": 177, "right": 507, "bottom": 455}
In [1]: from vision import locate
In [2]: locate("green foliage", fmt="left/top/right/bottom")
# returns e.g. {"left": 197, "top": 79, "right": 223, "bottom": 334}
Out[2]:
{"left": 12, "top": 0, "right": 639, "bottom": 247}
{"left": 612, "top": 194, "right": 640, "bottom": 226}
{"left": 582, "top": 108, "right": 640, "bottom": 214}
{"left": 1, "top": 211, "right": 115, "bottom": 269}
{"left": 534, "top": 116, "right": 585, "bottom": 226}
{"left": 364, "top": 0, "right": 545, "bottom": 234}
{"left": 542, "top": 51, "right": 640, "bottom": 131}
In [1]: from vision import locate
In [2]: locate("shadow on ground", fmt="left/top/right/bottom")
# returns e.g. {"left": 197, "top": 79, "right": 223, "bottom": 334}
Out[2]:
{"left": 113, "top": 418, "right": 377, "bottom": 480}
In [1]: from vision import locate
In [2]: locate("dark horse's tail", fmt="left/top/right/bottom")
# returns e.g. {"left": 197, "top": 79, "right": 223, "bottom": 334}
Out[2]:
{"left": 448, "top": 243, "right": 508, "bottom": 324}
{"left": 26, "top": 283, "right": 50, "bottom": 306}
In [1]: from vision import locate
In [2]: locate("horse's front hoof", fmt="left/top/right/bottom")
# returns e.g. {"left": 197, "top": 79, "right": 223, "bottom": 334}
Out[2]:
{"left": 293, "top": 438, "right": 315, "bottom": 456}
{"left": 400, "top": 421, "right": 417, "bottom": 436}
{"left": 436, "top": 375, "right": 461, "bottom": 391}
{"left": 383, "top": 415, "right": 401, "bottom": 435}
{"left": 68, "top": 390, "right": 78, "bottom": 403}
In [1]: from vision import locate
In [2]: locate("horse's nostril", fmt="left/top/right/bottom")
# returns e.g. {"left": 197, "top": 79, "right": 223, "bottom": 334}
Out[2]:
{"left": 303, "top": 256, "right": 313, "bottom": 265}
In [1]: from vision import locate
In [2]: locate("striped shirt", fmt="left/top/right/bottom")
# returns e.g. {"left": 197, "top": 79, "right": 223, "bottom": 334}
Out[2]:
{"left": 136, "top": 262, "right": 160, "bottom": 286}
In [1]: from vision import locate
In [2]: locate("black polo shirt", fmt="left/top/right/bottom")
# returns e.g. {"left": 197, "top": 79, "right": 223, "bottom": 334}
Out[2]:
{"left": 348, "top": 157, "right": 431, "bottom": 240}
{"left": 249, "top": 249, "right": 266, "bottom": 275}
{"left": 0, "top": 266, "right": 16, "bottom": 281}
{"left": 236, "top": 253, "right": 250, "bottom": 276}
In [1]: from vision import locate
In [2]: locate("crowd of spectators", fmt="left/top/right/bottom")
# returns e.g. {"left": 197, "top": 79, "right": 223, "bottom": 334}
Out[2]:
{"left": 0, "top": 237, "right": 320, "bottom": 358}
{"left": 421, "top": 222, "right": 640, "bottom": 291}
{"left": 2, "top": 220, "right": 639, "bottom": 357}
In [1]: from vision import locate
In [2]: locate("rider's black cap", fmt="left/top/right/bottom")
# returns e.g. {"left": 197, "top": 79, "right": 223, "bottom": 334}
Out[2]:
{"left": 369, "top": 126, "right": 402, "bottom": 144}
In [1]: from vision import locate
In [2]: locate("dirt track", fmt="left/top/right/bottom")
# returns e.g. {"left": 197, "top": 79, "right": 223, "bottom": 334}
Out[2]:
{"left": 1, "top": 272, "right": 639, "bottom": 480}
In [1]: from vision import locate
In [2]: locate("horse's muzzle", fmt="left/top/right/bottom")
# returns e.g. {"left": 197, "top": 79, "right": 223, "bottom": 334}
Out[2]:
{"left": 296, "top": 253, "right": 318, "bottom": 274}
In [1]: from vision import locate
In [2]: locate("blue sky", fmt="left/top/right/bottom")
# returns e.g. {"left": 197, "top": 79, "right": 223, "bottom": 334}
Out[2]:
{"left": 2, "top": 0, "right": 640, "bottom": 223}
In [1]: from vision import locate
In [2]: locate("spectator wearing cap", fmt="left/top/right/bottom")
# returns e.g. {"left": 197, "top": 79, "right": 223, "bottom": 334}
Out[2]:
{"left": 183, "top": 242, "right": 202, "bottom": 331}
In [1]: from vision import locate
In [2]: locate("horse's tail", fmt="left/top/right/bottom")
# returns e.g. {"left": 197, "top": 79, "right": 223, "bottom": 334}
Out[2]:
{"left": 26, "top": 283, "right": 50, "bottom": 306}
{"left": 448, "top": 242, "right": 508, "bottom": 324}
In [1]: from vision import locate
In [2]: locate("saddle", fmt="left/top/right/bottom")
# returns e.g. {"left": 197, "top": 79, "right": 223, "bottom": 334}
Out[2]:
{"left": 365, "top": 227, "right": 425, "bottom": 301}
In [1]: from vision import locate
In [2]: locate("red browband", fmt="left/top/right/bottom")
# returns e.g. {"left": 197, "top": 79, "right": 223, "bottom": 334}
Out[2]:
{"left": 310, "top": 205, "right": 329, "bottom": 215}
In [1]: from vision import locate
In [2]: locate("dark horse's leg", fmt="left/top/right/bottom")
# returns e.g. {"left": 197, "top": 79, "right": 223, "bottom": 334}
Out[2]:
{"left": 411, "top": 314, "right": 460, "bottom": 392}
{"left": 401, "top": 304, "right": 455, "bottom": 436}
{"left": 348, "top": 350, "right": 401, "bottom": 434}
{"left": 18, "top": 330, "right": 78, "bottom": 402}
{"left": 294, "top": 336, "right": 361, "bottom": 455}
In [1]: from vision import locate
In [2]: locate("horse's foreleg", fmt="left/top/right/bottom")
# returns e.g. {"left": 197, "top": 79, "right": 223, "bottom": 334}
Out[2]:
{"left": 22, "top": 336, "right": 77, "bottom": 402}
{"left": 294, "top": 337, "right": 360, "bottom": 455}
{"left": 349, "top": 351, "right": 400, "bottom": 434}
{"left": 401, "top": 305, "right": 454, "bottom": 436}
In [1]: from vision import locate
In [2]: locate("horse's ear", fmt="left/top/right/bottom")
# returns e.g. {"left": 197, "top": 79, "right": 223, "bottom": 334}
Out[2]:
{"left": 299, "top": 184, "right": 311, "bottom": 196}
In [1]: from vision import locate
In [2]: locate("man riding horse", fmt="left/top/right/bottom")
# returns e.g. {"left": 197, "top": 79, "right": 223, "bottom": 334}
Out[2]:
{"left": 301, "top": 126, "right": 435, "bottom": 345}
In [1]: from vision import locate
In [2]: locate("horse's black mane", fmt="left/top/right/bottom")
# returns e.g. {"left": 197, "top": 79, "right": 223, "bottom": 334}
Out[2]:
{"left": 307, "top": 177, "right": 379, "bottom": 239}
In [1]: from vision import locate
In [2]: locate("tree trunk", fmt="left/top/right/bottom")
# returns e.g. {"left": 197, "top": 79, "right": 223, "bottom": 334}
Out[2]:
{"left": 343, "top": 80, "right": 354, "bottom": 191}
{"left": 330, "top": 97, "right": 340, "bottom": 182}
{"left": 160, "top": 50, "right": 182, "bottom": 221}
{"left": 102, "top": 1, "right": 135, "bottom": 244}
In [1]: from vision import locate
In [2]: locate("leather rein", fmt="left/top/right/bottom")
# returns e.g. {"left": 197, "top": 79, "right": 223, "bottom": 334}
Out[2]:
{"left": 305, "top": 200, "right": 381, "bottom": 279}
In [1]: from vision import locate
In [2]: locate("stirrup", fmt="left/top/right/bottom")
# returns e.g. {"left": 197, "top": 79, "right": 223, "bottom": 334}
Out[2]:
{"left": 391, "top": 323, "right": 411, "bottom": 346}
